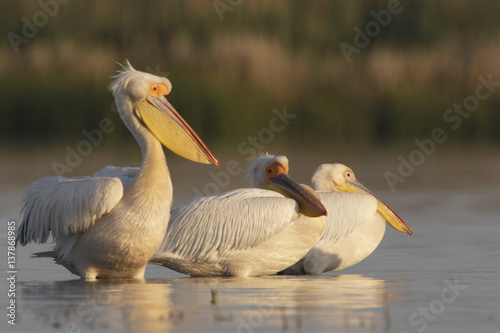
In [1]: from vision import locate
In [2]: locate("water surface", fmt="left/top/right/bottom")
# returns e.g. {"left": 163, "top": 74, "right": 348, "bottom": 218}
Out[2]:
{"left": 1, "top": 150, "right": 499, "bottom": 332}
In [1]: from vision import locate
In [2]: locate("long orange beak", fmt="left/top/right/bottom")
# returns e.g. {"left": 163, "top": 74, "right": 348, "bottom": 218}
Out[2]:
{"left": 134, "top": 95, "right": 219, "bottom": 167}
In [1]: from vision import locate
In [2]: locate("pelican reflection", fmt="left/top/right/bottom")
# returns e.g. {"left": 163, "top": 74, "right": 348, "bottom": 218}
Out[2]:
{"left": 18, "top": 274, "right": 400, "bottom": 332}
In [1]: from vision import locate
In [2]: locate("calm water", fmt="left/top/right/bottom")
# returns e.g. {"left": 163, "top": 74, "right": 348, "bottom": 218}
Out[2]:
{"left": 1, "top": 150, "right": 499, "bottom": 333}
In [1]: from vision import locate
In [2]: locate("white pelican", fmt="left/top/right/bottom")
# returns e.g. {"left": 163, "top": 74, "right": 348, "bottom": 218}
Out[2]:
{"left": 15, "top": 61, "right": 219, "bottom": 279}
{"left": 279, "top": 163, "right": 412, "bottom": 275}
{"left": 149, "top": 153, "right": 327, "bottom": 277}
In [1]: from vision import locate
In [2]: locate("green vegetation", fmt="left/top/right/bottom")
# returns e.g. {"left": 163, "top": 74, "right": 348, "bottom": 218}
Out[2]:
{"left": 2, "top": 0, "right": 500, "bottom": 148}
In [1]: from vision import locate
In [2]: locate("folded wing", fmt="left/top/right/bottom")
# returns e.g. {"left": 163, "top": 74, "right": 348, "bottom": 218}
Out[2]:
{"left": 317, "top": 191, "right": 378, "bottom": 244}
{"left": 154, "top": 188, "right": 299, "bottom": 261}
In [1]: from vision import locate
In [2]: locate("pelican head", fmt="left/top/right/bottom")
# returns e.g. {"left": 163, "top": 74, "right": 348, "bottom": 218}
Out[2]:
{"left": 245, "top": 153, "right": 327, "bottom": 217}
{"left": 312, "top": 163, "right": 412, "bottom": 235}
{"left": 245, "top": 152, "right": 290, "bottom": 188}
{"left": 109, "top": 61, "right": 219, "bottom": 166}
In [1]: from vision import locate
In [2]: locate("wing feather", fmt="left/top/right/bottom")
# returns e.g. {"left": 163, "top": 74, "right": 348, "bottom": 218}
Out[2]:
{"left": 154, "top": 188, "right": 299, "bottom": 260}
{"left": 317, "top": 192, "right": 378, "bottom": 244}
{"left": 93, "top": 166, "right": 139, "bottom": 188}
{"left": 16, "top": 176, "right": 124, "bottom": 245}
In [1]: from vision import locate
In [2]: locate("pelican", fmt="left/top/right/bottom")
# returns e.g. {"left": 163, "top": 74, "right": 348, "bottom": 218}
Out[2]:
{"left": 279, "top": 163, "right": 412, "bottom": 275}
{"left": 15, "top": 61, "right": 219, "bottom": 279}
{"left": 149, "top": 153, "right": 327, "bottom": 277}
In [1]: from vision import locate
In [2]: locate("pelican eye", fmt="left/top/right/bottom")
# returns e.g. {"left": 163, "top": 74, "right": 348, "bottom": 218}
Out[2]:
{"left": 266, "top": 166, "right": 277, "bottom": 179}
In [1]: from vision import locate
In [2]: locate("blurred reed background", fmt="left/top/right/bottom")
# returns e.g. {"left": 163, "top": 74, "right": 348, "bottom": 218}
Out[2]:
{"left": 1, "top": 0, "right": 500, "bottom": 152}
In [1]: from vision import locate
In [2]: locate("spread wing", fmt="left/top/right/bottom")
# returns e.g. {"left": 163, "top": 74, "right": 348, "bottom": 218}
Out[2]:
{"left": 153, "top": 188, "right": 300, "bottom": 261}
{"left": 317, "top": 192, "right": 378, "bottom": 244}
{"left": 16, "top": 176, "right": 124, "bottom": 245}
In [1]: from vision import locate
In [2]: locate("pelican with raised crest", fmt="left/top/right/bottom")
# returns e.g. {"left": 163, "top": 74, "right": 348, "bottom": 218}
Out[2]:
{"left": 16, "top": 61, "right": 219, "bottom": 279}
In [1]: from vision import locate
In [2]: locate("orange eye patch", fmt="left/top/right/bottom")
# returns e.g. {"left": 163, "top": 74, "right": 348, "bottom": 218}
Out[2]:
{"left": 149, "top": 83, "right": 170, "bottom": 97}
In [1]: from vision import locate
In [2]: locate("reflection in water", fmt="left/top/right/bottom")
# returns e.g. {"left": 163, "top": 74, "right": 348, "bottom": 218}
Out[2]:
{"left": 20, "top": 279, "right": 178, "bottom": 332}
{"left": 193, "top": 275, "right": 396, "bottom": 332}
{"left": 18, "top": 274, "right": 399, "bottom": 333}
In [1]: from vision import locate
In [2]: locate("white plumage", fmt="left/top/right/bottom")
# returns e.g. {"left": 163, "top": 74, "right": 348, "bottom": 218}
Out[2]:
{"left": 93, "top": 166, "right": 139, "bottom": 189}
{"left": 18, "top": 176, "right": 123, "bottom": 243}
{"left": 280, "top": 163, "right": 412, "bottom": 275}
{"left": 16, "top": 61, "right": 218, "bottom": 279}
{"left": 149, "top": 153, "right": 327, "bottom": 277}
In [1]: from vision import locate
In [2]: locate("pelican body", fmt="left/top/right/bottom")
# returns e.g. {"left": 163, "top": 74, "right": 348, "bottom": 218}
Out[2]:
{"left": 16, "top": 62, "right": 218, "bottom": 279}
{"left": 149, "top": 154, "right": 327, "bottom": 277}
{"left": 280, "top": 163, "right": 412, "bottom": 275}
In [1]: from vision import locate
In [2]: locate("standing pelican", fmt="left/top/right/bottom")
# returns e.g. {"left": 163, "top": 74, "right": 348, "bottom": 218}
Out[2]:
{"left": 149, "top": 154, "right": 327, "bottom": 277}
{"left": 280, "top": 163, "right": 412, "bottom": 275}
{"left": 16, "top": 61, "right": 219, "bottom": 279}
